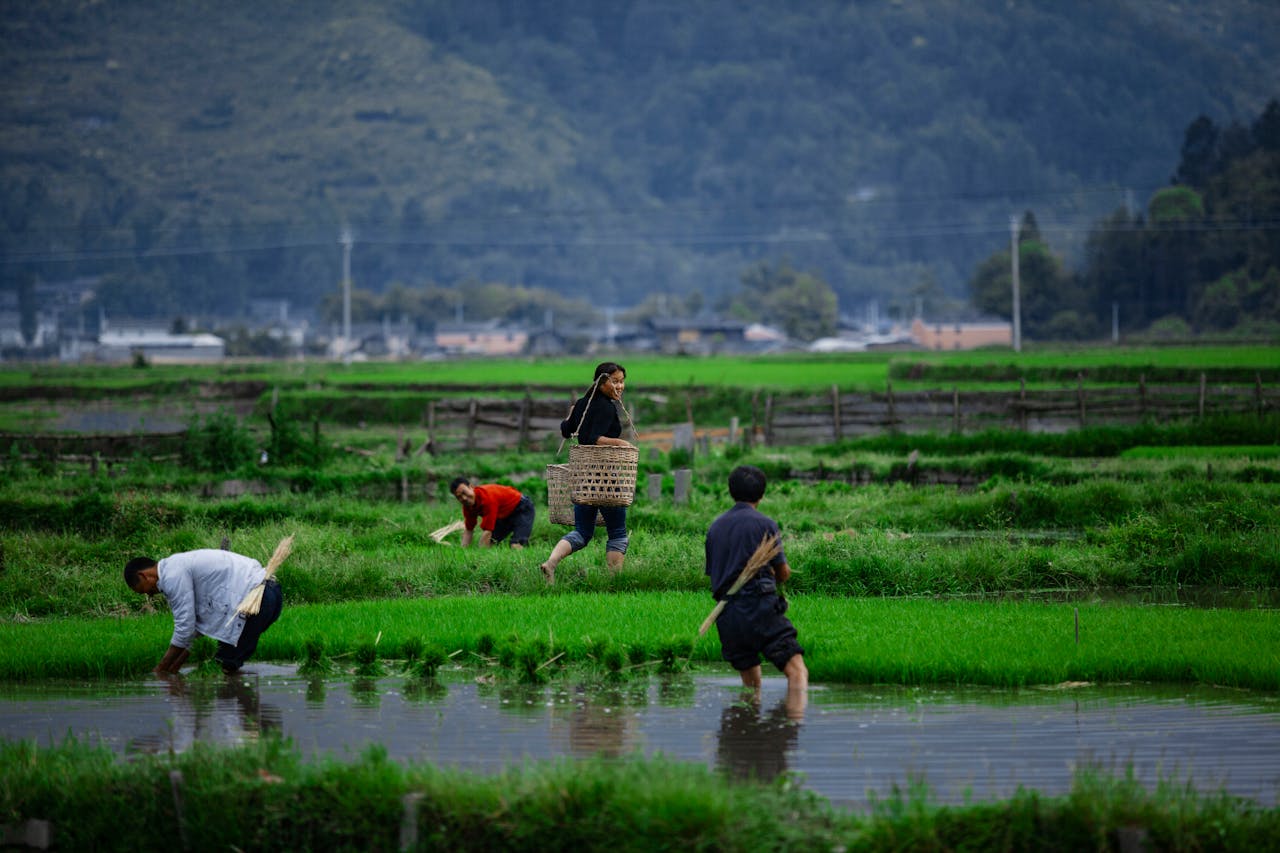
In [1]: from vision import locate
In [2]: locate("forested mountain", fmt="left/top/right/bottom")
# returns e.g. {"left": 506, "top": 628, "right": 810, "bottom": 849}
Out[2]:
{"left": 2, "top": 0, "right": 1278, "bottom": 335}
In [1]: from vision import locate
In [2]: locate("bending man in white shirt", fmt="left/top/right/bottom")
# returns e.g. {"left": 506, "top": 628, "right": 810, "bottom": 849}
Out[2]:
{"left": 125, "top": 548, "right": 283, "bottom": 676}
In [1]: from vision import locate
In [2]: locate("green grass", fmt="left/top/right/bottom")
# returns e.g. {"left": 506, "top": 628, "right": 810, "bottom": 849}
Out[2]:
{"left": 1121, "top": 444, "right": 1280, "bottom": 459}
{"left": 3, "top": 594, "right": 1277, "bottom": 688}
{"left": 5, "top": 737, "right": 1278, "bottom": 850}
{"left": 6, "top": 344, "right": 1277, "bottom": 394}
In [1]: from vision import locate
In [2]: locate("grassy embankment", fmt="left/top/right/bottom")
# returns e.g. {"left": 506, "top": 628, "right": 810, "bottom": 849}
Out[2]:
{"left": 5, "top": 737, "right": 1278, "bottom": 852}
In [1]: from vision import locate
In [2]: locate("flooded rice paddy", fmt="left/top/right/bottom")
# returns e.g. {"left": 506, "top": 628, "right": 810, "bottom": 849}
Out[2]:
{"left": 2, "top": 668, "right": 1278, "bottom": 810}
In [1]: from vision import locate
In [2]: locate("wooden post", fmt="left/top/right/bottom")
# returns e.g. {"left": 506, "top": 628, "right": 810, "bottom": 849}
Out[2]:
{"left": 748, "top": 391, "right": 759, "bottom": 449}
{"left": 673, "top": 468, "right": 692, "bottom": 505}
{"left": 400, "top": 471, "right": 409, "bottom": 502}
{"left": 1077, "top": 373, "right": 1086, "bottom": 428}
{"left": 764, "top": 393, "right": 775, "bottom": 446}
{"left": 647, "top": 473, "right": 662, "bottom": 502}
{"left": 1018, "top": 377, "right": 1027, "bottom": 431}
{"left": 831, "top": 384, "right": 842, "bottom": 442}
{"left": 427, "top": 402, "right": 437, "bottom": 456}
{"left": 518, "top": 394, "right": 531, "bottom": 451}
{"left": 951, "top": 387, "right": 960, "bottom": 434}
{"left": 396, "top": 425, "right": 404, "bottom": 461}
{"left": 169, "top": 770, "right": 189, "bottom": 851}
{"left": 400, "top": 792, "right": 424, "bottom": 851}
{"left": 673, "top": 423, "right": 694, "bottom": 455}
{"left": 1257, "top": 372, "right": 1265, "bottom": 418}
{"left": 1198, "top": 372, "right": 1207, "bottom": 419}
{"left": 886, "top": 379, "right": 897, "bottom": 432}
{"left": 466, "top": 399, "right": 477, "bottom": 452}
{"left": 1138, "top": 374, "right": 1146, "bottom": 419}
{"left": 728, "top": 416, "right": 739, "bottom": 445}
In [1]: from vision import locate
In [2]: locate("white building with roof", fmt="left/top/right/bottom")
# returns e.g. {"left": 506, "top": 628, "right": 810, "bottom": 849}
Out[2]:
{"left": 95, "top": 329, "right": 226, "bottom": 363}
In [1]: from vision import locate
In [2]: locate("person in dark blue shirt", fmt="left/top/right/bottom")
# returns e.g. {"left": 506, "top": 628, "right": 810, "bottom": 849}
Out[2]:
{"left": 705, "top": 464, "right": 807, "bottom": 717}
{"left": 539, "top": 361, "right": 636, "bottom": 584}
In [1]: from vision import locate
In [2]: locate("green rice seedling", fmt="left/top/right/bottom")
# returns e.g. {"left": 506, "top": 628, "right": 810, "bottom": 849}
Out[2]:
{"left": 514, "top": 637, "right": 554, "bottom": 684}
{"left": 496, "top": 635, "right": 520, "bottom": 670}
{"left": 475, "top": 633, "right": 496, "bottom": 657}
{"left": 399, "top": 635, "right": 423, "bottom": 666}
{"left": 297, "top": 635, "right": 331, "bottom": 676}
{"left": 353, "top": 638, "right": 383, "bottom": 677}
{"left": 657, "top": 637, "right": 693, "bottom": 674}
{"left": 602, "top": 646, "right": 627, "bottom": 679}
{"left": 413, "top": 643, "right": 449, "bottom": 681}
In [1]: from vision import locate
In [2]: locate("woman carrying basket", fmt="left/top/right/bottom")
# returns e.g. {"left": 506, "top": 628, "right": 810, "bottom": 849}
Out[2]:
{"left": 540, "top": 361, "right": 635, "bottom": 585}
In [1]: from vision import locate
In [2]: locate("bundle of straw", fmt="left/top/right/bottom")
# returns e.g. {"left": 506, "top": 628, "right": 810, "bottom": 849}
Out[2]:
{"left": 236, "top": 533, "right": 294, "bottom": 616}
{"left": 697, "top": 532, "right": 781, "bottom": 636}
{"left": 430, "top": 519, "right": 465, "bottom": 543}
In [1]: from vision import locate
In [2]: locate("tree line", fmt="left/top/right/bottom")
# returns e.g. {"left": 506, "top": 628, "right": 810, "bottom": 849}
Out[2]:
{"left": 968, "top": 100, "right": 1280, "bottom": 341}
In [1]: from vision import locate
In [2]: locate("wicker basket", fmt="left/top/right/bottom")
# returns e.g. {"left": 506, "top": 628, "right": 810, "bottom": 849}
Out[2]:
{"left": 546, "top": 463, "right": 604, "bottom": 526}
{"left": 568, "top": 444, "right": 638, "bottom": 507}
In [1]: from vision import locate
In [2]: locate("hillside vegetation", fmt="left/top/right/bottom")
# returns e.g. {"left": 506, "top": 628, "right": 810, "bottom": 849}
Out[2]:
{"left": 3, "top": 0, "right": 1279, "bottom": 320}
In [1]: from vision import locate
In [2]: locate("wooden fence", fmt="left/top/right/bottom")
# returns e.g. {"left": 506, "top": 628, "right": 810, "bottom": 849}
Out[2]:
{"left": 750, "top": 373, "right": 1277, "bottom": 447}
{"left": 1, "top": 373, "right": 1274, "bottom": 462}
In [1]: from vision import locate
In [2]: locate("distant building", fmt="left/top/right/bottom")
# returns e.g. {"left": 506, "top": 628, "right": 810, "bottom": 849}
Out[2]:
{"left": 911, "top": 317, "right": 1012, "bottom": 350}
{"left": 95, "top": 329, "right": 226, "bottom": 363}
{"left": 434, "top": 321, "right": 529, "bottom": 356}
{"left": 647, "top": 317, "right": 747, "bottom": 354}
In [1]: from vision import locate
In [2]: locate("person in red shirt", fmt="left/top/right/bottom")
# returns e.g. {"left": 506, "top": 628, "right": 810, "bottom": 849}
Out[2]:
{"left": 450, "top": 477, "right": 535, "bottom": 549}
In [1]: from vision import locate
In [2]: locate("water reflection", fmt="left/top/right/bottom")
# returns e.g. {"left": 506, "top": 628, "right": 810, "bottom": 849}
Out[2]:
{"left": 2, "top": 671, "right": 1277, "bottom": 810}
{"left": 716, "top": 692, "right": 801, "bottom": 784}
{"left": 562, "top": 688, "right": 636, "bottom": 759}
{"left": 128, "top": 673, "right": 283, "bottom": 755}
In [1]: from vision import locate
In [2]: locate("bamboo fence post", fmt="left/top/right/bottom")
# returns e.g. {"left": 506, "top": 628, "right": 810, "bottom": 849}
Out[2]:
{"left": 1138, "top": 374, "right": 1146, "bottom": 419}
{"left": 748, "top": 390, "right": 759, "bottom": 449}
{"left": 466, "top": 399, "right": 478, "bottom": 452}
{"left": 1077, "top": 373, "right": 1086, "bottom": 428}
{"left": 952, "top": 387, "right": 960, "bottom": 434}
{"left": 1198, "top": 372, "right": 1207, "bottom": 419}
{"left": 1257, "top": 372, "right": 1264, "bottom": 417}
{"left": 831, "top": 384, "right": 842, "bottom": 442}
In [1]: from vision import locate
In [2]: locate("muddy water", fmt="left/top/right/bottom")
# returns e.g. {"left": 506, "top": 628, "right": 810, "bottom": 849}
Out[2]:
{"left": 2, "top": 669, "right": 1277, "bottom": 810}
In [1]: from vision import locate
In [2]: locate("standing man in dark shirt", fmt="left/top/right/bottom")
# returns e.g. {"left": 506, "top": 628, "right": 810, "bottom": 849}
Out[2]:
{"left": 705, "top": 464, "right": 807, "bottom": 717}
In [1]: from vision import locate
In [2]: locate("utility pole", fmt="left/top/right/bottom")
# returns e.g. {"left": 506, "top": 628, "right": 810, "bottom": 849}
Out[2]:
{"left": 1009, "top": 215, "right": 1022, "bottom": 353}
{"left": 340, "top": 227, "right": 353, "bottom": 364}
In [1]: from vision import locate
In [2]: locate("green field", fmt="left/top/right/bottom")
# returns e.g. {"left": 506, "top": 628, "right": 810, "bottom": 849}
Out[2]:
{"left": 5, "top": 343, "right": 1278, "bottom": 393}
{"left": 2, "top": 348, "right": 1279, "bottom": 839}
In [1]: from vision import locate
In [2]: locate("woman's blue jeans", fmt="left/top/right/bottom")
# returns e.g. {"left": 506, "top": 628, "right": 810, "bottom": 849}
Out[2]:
{"left": 563, "top": 504, "right": 628, "bottom": 554}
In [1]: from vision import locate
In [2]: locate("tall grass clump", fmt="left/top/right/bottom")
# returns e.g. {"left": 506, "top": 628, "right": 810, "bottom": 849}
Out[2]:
{"left": 181, "top": 409, "right": 257, "bottom": 473}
